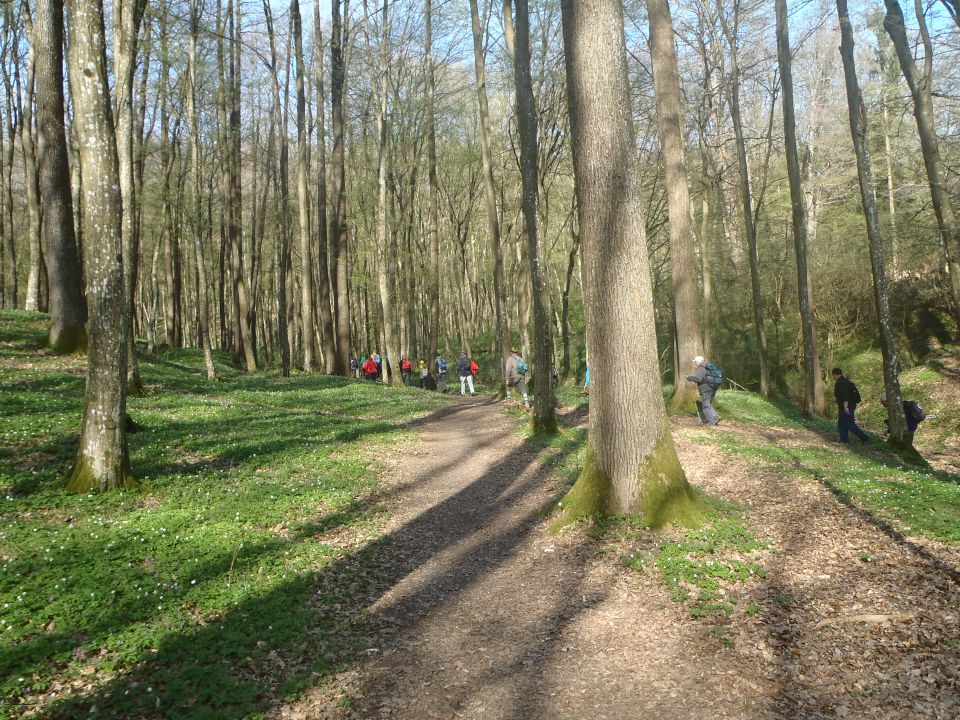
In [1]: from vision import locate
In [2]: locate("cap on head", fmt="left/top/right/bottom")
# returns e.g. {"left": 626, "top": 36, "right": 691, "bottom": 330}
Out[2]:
{"left": 693, "top": 355, "right": 705, "bottom": 365}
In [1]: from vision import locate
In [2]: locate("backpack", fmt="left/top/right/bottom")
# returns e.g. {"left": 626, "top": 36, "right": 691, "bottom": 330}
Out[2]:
{"left": 904, "top": 400, "right": 926, "bottom": 423}
{"left": 850, "top": 381, "right": 861, "bottom": 404}
{"left": 437, "top": 357, "right": 447, "bottom": 373}
{"left": 401, "top": 359, "right": 411, "bottom": 371}
{"left": 470, "top": 359, "right": 478, "bottom": 376}
{"left": 516, "top": 358, "right": 529, "bottom": 375}
{"left": 704, "top": 363, "right": 723, "bottom": 389}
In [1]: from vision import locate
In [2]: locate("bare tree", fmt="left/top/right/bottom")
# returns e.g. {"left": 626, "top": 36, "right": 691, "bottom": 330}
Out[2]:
{"left": 558, "top": 0, "right": 700, "bottom": 523}
{"left": 330, "top": 0, "right": 351, "bottom": 375}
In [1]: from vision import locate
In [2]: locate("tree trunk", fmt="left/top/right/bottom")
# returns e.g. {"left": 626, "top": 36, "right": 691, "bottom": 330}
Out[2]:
{"left": 469, "top": 0, "right": 508, "bottom": 395}
{"left": 837, "top": 0, "right": 910, "bottom": 447}
{"left": 33, "top": 0, "right": 86, "bottom": 352}
{"left": 329, "top": 0, "right": 351, "bottom": 375}
{"left": 883, "top": 0, "right": 960, "bottom": 331}
{"left": 559, "top": 227, "right": 579, "bottom": 383}
{"left": 558, "top": 0, "right": 700, "bottom": 525}
{"left": 510, "top": 0, "right": 556, "bottom": 431}
{"left": 64, "top": 0, "right": 134, "bottom": 491}
{"left": 718, "top": 0, "right": 770, "bottom": 395}
{"left": 775, "top": 0, "right": 825, "bottom": 417}
{"left": 425, "top": 0, "right": 441, "bottom": 362}
{"left": 648, "top": 0, "right": 704, "bottom": 412}
{"left": 188, "top": 0, "right": 216, "bottom": 380}
{"left": 313, "top": 4, "right": 336, "bottom": 373}
{"left": 20, "top": 13, "right": 43, "bottom": 314}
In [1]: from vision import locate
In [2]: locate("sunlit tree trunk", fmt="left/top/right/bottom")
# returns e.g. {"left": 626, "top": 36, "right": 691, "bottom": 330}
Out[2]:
{"left": 329, "top": 0, "right": 351, "bottom": 375}
{"left": 33, "top": 0, "right": 86, "bottom": 352}
{"left": 425, "top": 0, "right": 441, "bottom": 362}
{"left": 558, "top": 0, "right": 700, "bottom": 524}
{"left": 64, "top": 0, "right": 134, "bottom": 491}
{"left": 775, "top": 0, "right": 825, "bottom": 417}
{"left": 469, "top": 0, "right": 508, "bottom": 394}
{"left": 20, "top": 8, "right": 43, "bottom": 313}
{"left": 313, "top": 4, "right": 336, "bottom": 373}
{"left": 837, "top": 0, "right": 910, "bottom": 448}
{"left": 648, "top": 0, "right": 703, "bottom": 412}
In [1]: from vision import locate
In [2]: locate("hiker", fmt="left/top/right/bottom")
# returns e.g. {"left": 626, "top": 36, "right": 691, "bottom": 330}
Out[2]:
{"left": 686, "top": 356, "right": 721, "bottom": 426}
{"left": 362, "top": 355, "right": 378, "bottom": 383}
{"left": 350, "top": 356, "right": 359, "bottom": 380}
{"left": 435, "top": 355, "right": 448, "bottom": 393}
{"left": 505, "top": 349, "right": 530, "bottom": 406}
{"left": 400, "top": 356, "right": 412, "bottom": 386}
{"left": 832, "top": 368, "right": 869, "bottom": 444}
{"left": 423, "top": 371, "right": 437, "bottom": 391}
{"left": 880, "top": 395, "right": 926, "bottom": 443}
{"left": 456, "top": 353, "right": 476, "bottom": 396}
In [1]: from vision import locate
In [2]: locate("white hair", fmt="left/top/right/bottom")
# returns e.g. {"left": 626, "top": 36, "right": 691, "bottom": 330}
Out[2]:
{"left": 693, "top": 355, "right": 705, "bottom": 364}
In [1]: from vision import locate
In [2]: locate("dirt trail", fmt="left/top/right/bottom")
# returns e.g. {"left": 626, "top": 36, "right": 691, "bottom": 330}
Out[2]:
{"left": 276, "top": 399, "right": 960, "bottom": 720}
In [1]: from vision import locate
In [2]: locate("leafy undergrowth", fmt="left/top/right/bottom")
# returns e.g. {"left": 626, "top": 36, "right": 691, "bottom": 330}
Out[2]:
{"left": 0, "top": 311, "right": 451, "bottom": 719}
{"left": 714, "top": 389, "right": 960, "bottom": 543}
{"left": 597, "top": 496, "right": 770, "bottom": 620}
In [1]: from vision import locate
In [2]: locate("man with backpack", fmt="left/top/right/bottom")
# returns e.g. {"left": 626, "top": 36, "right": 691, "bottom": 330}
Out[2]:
{"left": 832, "top": 368, "right": 869, "bottom": 444}
{"left": 362, "top": 355, "right": 379, "bottom": 383}
{"left": 505, "top": 349, "right": 530, "bottom": 406}
{"left": 686, "top": 356, "right": 721, "bottom": 426}
{"left": 400, "top": 356, "right": 413, "bottom": 386}
{"left": 435, "top": 355, "right": 448, "bottom": 393}
{"left": 456, "top": 353, "right": 476, "bottom": 396}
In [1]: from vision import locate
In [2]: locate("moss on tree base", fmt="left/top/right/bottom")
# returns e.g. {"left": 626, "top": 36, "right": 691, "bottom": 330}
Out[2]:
{"left": 669, "top": 385, "right": 698, "bottom": 415}
{"left": 552, "top": 423, "right": 703, "bottom": 532}
{"left": 49, "top": 325, "right": 88, "bottom": 355}
{"left": 65, "top": 453, "right": 139, "bottom": 494}
{"left": 530, "top": 411, "right": 559, "bottom": 435}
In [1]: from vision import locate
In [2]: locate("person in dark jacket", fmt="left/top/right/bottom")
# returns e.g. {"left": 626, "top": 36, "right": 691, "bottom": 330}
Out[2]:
{"left": 456, "top": 353, "right": 476, "bottom": 396}
{"left": 686, "top": 356, "right": 720, "bottom": 426}
{"left": 832, "top": 368, "right": 869, "bottom": 443}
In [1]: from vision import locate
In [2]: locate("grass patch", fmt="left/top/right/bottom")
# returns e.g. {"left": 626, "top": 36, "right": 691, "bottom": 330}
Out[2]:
{"left": 0, "top": 311, "right": 452, "bottom": 718}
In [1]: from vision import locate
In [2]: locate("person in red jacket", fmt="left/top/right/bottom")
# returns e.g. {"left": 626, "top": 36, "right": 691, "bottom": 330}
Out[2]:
{"left": 363, "top": 355, "right": 379, "bottom": 382}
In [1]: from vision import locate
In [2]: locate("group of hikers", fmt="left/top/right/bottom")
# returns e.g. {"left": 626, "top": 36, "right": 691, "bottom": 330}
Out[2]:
{"left": 685, "top": 356, "right": 926, "bottom": 444}
{"left": 350, "top": 352, "right": 480, "bottom": 396}
{"left": 350, "top": 348, "right": 563, "bottom": 406}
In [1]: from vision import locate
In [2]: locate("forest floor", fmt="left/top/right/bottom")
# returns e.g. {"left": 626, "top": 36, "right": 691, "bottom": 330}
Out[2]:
{"left": 3, "top": 311, "right": 959, "bottom": 719}
{"left": 277, "top": 390, "right": 960, "bottom": 720}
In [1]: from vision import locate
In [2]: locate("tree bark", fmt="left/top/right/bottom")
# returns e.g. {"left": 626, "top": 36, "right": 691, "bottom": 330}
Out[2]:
{"left": 558, "top": 0, "right": 700, "bottom": 524}
{"left": 510, "top": 0, "right": 556, "bottom": 431}
{"left": 837, "top": 0, "right": 910, "bottom": 447}
{"left": 648, "top": 0, "right": 704, "bottom": 412}
{"left": 64, "top": 0, "right": 135, "bottom": 491}
{"left": 33, "top": 0, "right": 86, "bottom": 352}
{"left": 425, "top": 0, "right": 441, "bottom": 362}
{"left": 775, "top": 0, "right": 825, "bottom": 417}
{"left": 883, "top": 0, "right": 960, "bottom": 331}
{"left": 20, "top": 9, "right": 43, "bottom": 314}
{"left": 469, "top": 0, "right": 508, "bottom": 395}
{"left": 329, "top": 0, "right": 351, "bottom": 375}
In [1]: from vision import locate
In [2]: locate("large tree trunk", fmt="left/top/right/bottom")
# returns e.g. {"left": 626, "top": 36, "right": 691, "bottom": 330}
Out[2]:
{"left": 329, "top": 0, "right": 350, "bottom": 375}
{"left": 718, "top": 1, "right": 770, "bottom": 395}
{"left": 883, "top": 0, "right": 960, "bottom": 332}
{"left": 20, "top": 13, "right": 43, "bottom": 314}
{"left": 558, "top": 0, "right": 700, "bottom": 525}
{"left": 837, "top": 0, "right": 910, "bottom": 448}
{"left": 188, "top": 0, "right": 216, "bottom": 380}
{"left": 775, "top": 0, "right": 825, "bottom": 417}
{"left": 64, "top": 0, "right": 134, "bottom": 491}
{"left": 469, "top": 0, "right": 508, "bottom": 395}
{"left": 425, "top": 0, "right": 441, "bottom": 362}
{"left": 33, "top": 0, "right": 86, "bottom": 352}
{"left": 313, "top": 4, "right": 336, "bottom": 373}
{"left": 648, "top": 0, "right": 704, "bottom": 412}
{"left": 0, "top": 17, "right": 18, "bottom": 309}
{"left": 511, "top": 0, "right": 557, "bottom": 432}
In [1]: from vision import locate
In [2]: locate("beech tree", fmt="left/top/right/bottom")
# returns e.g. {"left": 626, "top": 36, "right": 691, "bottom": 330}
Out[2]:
{"left": 558, "top": 0, "right": 699, "bottom": 524}
{"left": 64, "top": 0, "right": 134, "bottom": 491}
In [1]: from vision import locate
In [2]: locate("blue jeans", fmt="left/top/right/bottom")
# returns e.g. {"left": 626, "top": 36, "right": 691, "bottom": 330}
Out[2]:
{"left": 838, "top": 404, "right": 869, "bottom": 443}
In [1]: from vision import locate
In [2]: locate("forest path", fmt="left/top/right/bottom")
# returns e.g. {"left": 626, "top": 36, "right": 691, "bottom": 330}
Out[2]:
{"left": 274, "top": 398, "right": 960, "bottom": 720}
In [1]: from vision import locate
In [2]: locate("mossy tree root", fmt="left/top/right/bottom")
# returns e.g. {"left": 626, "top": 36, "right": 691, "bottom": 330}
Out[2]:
{"left": 49, "top": 325, "right": 88, "bottom": 355}
{"left": 64, "top": 454, "right": 139, "bottom": 494}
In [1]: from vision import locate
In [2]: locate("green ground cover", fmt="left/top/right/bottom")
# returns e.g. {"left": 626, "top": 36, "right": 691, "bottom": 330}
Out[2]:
{"left": 0, "top": 311, "right": 450, "bottom": 719}
{"left": 714, "top": 389, "right": 960, "bottom": 543}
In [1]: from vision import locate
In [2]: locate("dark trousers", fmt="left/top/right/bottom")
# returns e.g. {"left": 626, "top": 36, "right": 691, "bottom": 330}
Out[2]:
{"left": 401, "top": 371, "right": 411, "bottom": 386}
{"left": 838, "top": 404, "right": 869, "bottom": 443}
